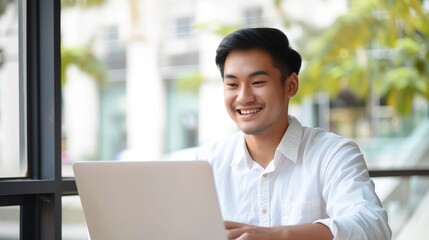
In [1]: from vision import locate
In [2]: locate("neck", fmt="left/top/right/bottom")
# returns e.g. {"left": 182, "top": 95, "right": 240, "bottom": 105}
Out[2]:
{"left": 244, "top": 122, "right": 289, "bottom": 168}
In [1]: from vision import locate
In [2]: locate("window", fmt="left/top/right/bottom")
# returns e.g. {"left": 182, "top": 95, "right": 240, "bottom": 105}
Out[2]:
{"left": 243, "top": 6, "right": 264, "bottom": 27}
{"left": 0, "top": 0, "right": 26, "bottom": 177}
{"left": 0, "top": 1, "right": 74, "bottom": 239}
{"left": 0, "top": 206, "right": 20, "bottom": 239}
{"left": 62, "top": 196, "right": 87, "bottom": 239}
{"left": 61, "top": 23, "right": 127, "bottom": 168}
{"left": 175, "top": 16, "right": 194, "bottom": 38}
{"left": 0, "top": 1, "right": 428, "bottom": 240}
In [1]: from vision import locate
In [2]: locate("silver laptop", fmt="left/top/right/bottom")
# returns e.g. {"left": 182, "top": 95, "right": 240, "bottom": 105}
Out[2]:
{"left": 73, "top": 161, "right": 227, "bottom": 240}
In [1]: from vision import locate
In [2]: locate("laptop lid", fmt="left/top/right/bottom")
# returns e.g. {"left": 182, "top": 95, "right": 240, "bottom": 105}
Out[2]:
{"left": 73, "top": 161, "right": 227, "bottom": 240}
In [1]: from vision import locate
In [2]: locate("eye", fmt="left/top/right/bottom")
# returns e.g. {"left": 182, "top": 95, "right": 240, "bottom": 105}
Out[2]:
{"left": 252, "top": 81, "right": 266, "bottom": 86}
{"left": 225, "top": 82, "right": 238, "bottom": 88}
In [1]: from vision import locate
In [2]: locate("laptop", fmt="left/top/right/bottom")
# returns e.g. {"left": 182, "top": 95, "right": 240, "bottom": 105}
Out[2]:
{"left": 73, "top": 161, "right": 228, "bottom": 240}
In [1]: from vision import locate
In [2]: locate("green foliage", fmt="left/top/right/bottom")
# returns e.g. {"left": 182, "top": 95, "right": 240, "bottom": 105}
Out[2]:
{"left": 195, "top": 22, "right": 240, "bottom": 37}
{"left": 0, "top": 0, "right": 14, "bottom": 16}
{"left": 60, "top": 0, "right": 107, "bottom": 85}
{"left": 61, "top": 0, "right": 107, "bottom": 8}
{"left": 292, "top": 0, "right": 429, "bottom": 115}
{"left": 176, "top": 72, "right": 205, "bottom": 94}
{"left": 61, "top": 43, "right": 106, "bottom": 85}
{"left": 381, "top": 67, "right": 425, "bottom": 114}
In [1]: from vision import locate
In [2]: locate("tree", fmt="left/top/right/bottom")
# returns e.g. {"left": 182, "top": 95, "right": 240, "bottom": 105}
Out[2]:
{"left": 61, "top": 0, "right": 106, "bottom": 8}
{"left": 0, "top": 0, "right": 14, "bottom": 16}
{"left": 61, "top": 42, "right": 106, "bottom": 85}
{"left": 61, "top": 0, "right": 108, "bottom": 85}
{"left": 0, "top": 0, "right": 108, "bottom": 84}
{"left": 284, "top": 0, "right": 429, "bottom": 115}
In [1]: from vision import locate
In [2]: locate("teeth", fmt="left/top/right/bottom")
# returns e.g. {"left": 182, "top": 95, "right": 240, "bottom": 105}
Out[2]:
{"left": 240, "top": 109, "right": 260, "bottom": 115}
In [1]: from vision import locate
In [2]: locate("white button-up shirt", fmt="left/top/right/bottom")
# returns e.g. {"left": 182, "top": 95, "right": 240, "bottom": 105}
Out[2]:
{"left": 196, "top": 116, "right": 391, "bottom": 240}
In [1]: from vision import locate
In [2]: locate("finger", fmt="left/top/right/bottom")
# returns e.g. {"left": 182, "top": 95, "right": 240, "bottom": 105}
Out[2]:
{"left": 225, "top": 221, "right": 247, "bottom": 229}
{"left": 237, "top": 233, "right": 254, "bottom": 240}
{"left": 227, "top": 227, "right": 249, "bottom": 239}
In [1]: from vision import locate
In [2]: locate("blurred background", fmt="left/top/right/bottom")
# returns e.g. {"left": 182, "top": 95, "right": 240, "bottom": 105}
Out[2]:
{"left": 1, "top": 0, "right": 429, "bottom": 239}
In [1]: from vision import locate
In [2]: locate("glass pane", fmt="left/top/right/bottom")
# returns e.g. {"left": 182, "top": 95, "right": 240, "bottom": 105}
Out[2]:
{"left": 65, "top": 176, "right": 429, "bottom": 240}
{"left": 0, "top": 0, "right": 26, "bottom": 177}
{"left": 62, "top": 196, "right": 89, "bottom": 240}
{"left": 0, "top": 206, "right": 20, "bottom": 240}
{"left": 374, "top": 176, "right": 429, "bottom": 239}
{"left": 61, "top": 0, "right": 429, "bottom": 176}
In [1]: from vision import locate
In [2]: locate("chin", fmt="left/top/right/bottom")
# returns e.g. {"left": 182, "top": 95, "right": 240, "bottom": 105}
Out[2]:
{"left": 241, "top": 127, "right": 265, "bottom": 135}
{"left": 239, "top": 122, "right": 273, "bottom": 135}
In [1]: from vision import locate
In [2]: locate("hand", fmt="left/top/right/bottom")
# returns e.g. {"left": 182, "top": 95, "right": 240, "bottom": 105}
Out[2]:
{"left": 224, "top": 221, "right": 333, "bottom": 240}
{"left": 225, "top": 221, "right": 284, "bottom": 240}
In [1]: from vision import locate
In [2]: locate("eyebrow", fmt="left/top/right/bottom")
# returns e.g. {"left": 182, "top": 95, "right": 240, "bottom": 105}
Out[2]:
{"left": 223, "top": 70, "right": 269, "bottom": 79}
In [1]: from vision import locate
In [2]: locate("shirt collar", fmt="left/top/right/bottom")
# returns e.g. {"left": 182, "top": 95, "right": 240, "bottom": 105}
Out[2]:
{"left": 230, "top": 115, "right": 303, "bottom": 167}
{"left": 276, "top": 115, "right": 302, "bottom": 164}
{"left": 231, "top": 132, "right": 254, "bottom": 168}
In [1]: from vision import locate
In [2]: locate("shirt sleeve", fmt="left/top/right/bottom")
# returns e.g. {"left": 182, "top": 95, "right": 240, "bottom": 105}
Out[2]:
{"left": 315, "top": 138, "right": 392, "bottom": 240}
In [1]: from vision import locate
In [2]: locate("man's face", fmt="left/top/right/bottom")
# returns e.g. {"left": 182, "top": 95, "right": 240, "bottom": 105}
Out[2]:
{"left": 223, "top": 48, "right": 295, "bottom": 136}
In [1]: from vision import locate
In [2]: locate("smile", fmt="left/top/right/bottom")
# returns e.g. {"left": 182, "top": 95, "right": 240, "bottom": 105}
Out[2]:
{"left": 238, "top": 108, "right": 262, "bottom": 115}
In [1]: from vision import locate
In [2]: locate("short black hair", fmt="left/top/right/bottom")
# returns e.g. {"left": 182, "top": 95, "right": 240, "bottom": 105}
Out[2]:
{"left": 215, "top": 27, "right": 301, "bottom": 82}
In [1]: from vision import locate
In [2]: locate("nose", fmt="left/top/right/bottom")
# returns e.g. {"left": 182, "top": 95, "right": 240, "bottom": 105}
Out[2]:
{"left": 236, "top": 85, "right": 255, "bottom": 104}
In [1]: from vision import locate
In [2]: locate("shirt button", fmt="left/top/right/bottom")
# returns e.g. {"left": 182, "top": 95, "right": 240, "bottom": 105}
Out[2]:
{"left": 261, "top": 208, "right": 267, "bottom": 214}
{"left": 262, "top": 173, "right": 268, "bottom": 177}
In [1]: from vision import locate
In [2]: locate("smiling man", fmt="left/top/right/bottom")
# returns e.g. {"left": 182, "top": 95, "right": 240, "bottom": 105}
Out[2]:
{"left": 196, "top": 28, "right": 391, "bottom": 240}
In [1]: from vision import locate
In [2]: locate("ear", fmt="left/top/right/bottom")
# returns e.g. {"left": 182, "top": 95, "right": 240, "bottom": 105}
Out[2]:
{"left": 286, "top": 72, "right": 299, "bottom": 97}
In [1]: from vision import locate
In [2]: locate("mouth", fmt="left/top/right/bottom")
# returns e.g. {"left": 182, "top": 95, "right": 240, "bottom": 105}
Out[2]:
{"left": 237, "top": 107, "right": 263, "bottom": 115}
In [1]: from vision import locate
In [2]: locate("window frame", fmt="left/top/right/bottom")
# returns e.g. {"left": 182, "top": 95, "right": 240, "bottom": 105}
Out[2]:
{"left": 0, "top": 1, "right": 77, "bottom": 239}
{"left": 0, "top": 1, "right": 428, "bottom": 240}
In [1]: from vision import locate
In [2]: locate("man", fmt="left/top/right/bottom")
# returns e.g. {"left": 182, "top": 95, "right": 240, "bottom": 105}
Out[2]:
{"left": 196, "top": 28, "right": 391, "bottom": 239}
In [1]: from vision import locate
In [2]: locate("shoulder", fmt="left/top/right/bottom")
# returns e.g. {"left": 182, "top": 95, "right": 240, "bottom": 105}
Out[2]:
{"left": 303, "top": 127, "right": 368, "bottom": 182}
{"left": 302, "top": 126, "right": 359, "bottom": 153}
{"left": 300, "top": 126, "right": 364, "bottom": 169}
